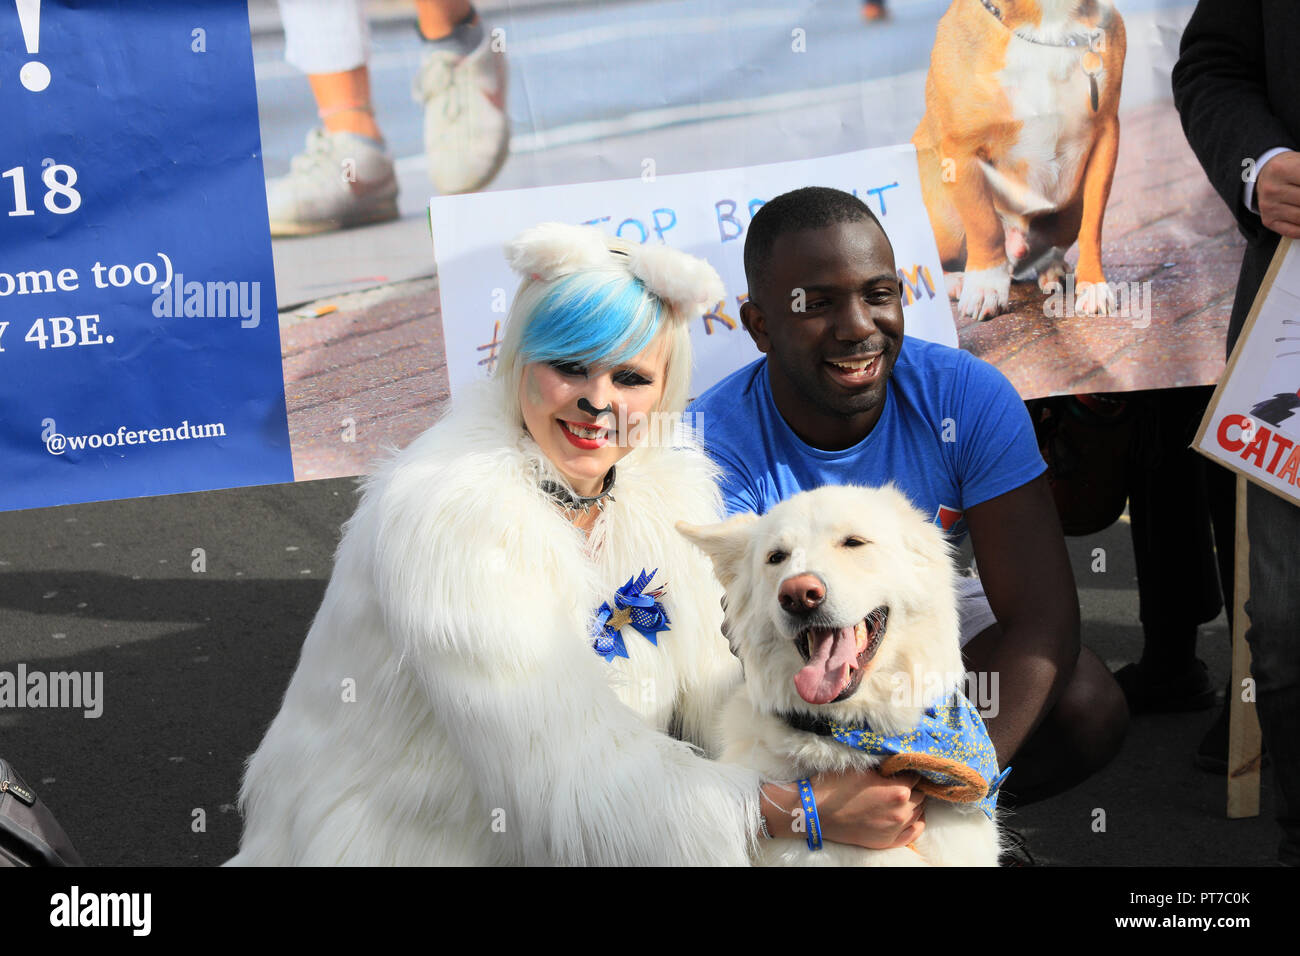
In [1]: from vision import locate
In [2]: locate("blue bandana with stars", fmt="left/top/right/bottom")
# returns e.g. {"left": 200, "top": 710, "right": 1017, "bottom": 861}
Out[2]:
{"left": 821, "top": 692, "right": 1009, "bottom": 819}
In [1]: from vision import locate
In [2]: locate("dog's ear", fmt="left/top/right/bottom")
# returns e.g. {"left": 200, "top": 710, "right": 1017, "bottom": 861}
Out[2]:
{"left": 676, "top": 514, "right": 758, "bottom": 588}
{"left": 901, "top": 523, "right": 946, "bottom": 568}
{"left": 879, "top": 484, "right": 950, "bottom": 568}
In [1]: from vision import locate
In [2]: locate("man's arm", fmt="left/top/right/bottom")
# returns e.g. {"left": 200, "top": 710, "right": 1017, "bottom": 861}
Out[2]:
{"left": 963, "top": 474, "right": 1081, "bottom": 764}
{"left": 1171, "top": 0, "right": 1297, "bottom": 239}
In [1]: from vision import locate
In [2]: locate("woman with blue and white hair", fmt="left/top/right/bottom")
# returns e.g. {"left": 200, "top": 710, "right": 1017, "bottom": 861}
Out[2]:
{"left": 229, "top": 223, "right": 913, "bottom": 865}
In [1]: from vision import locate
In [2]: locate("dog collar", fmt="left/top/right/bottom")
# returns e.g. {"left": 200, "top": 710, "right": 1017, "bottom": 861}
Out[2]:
{"left": 978, "top": 0, "right": 1105, "bottom": 110}
{"left": 979, "top": 0, "right": 1101, "bottom": 47}
{"left": 779, "top": 692, "right": 1010, "bottom": 819}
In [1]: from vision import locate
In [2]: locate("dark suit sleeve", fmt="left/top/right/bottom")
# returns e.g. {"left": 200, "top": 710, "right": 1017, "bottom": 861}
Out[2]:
{"left": 1171, "top": 0, "right": 1298, "bottom": 242}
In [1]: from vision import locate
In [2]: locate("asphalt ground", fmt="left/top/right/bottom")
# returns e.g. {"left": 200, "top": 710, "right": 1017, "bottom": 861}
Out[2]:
{"left": 0, "top": 476, "right": 1281, "bottom": 867}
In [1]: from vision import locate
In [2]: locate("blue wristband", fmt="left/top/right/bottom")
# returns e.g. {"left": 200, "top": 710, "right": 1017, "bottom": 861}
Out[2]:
{"left": 797, "top": 778, "right": 823, "bottom": 851}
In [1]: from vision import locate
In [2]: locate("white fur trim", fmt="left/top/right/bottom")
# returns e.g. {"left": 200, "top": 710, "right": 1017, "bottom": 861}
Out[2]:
{"left": 228, "top": 381, "right": 759, "bottom": 865}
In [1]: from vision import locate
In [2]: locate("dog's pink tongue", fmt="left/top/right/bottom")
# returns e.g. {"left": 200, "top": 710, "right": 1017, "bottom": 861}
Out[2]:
{"left": 794, "top": 626, "right": 859, "bottom": 704}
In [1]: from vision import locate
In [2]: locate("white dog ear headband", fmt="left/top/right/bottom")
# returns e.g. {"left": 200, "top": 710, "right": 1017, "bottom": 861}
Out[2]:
{"left": 505, "top": 222, "right": 724, "bottom": 319}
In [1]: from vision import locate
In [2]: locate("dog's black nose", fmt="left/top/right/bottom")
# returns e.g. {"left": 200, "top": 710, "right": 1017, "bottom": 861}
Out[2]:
{"left": 779, "top": 573, "right": 826, "bottom": 614}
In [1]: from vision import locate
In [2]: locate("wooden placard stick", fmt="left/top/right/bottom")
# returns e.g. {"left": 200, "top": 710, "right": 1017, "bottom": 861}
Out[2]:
{"left": 1227, "top": 473, "right": 1262, "bottom": 818}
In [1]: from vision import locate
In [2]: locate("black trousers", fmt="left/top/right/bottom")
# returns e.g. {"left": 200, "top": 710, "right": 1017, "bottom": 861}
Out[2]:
{"left": 1125, "top": 386, "right": 1236, "bottom": 642}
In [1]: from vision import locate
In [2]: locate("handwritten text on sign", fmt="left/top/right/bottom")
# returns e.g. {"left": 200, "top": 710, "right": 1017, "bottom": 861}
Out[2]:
{"left": 428, "top": 147, "right": 956, "bottom": 399}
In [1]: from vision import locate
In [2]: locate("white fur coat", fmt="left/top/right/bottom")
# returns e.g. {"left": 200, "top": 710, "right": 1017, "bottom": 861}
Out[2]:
{"left": 228, "top": 382, "right": 759, "bottom": 865}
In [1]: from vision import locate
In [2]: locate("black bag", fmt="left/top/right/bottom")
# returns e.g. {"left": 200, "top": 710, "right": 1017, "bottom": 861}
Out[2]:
{"left": 0, "top": 757, "right": 84, "bottom": 866}
{"left": 1027, "top": 394, "right": 1135, "bottom": 537}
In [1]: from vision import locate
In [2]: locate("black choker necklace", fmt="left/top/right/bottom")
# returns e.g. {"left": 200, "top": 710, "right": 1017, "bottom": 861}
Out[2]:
{"left": 541, "top": 466, "right": 616, "bottom": 514}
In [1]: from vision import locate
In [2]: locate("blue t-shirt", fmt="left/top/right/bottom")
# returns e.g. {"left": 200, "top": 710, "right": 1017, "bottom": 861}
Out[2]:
{"left": 688, "top": 337, "right": 1045, "bottom": 543}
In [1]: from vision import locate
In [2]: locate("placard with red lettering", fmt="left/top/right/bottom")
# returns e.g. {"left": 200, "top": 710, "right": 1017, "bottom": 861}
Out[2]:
{"left": 1195, "top": 239, "right": 1300, "bottom": 505}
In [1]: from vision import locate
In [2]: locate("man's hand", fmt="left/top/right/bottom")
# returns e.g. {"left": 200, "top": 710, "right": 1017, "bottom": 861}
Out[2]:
{"left": 1257, "top": 150, "right": 1300, "bottom": 238}
{"left": 761, "top": 769, "right": 925, "bottom": 850}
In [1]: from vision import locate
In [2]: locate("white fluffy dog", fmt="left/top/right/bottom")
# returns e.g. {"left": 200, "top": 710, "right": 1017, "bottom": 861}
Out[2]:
{"left": 679, "top": 484, "right": 1003, "bottom": 866}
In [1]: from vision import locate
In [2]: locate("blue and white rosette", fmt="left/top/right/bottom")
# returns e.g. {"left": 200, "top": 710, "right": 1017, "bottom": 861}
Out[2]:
{"left": 590, "top": 569, "right": 670, "bottom": 662}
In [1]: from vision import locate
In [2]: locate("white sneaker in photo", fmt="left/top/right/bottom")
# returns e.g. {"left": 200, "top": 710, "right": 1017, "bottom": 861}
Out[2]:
{"left": 266, "top": 128, "right": 400, "bottom": 237}
{"left": 413, "top": 31, "right": 510, "bottom": 195}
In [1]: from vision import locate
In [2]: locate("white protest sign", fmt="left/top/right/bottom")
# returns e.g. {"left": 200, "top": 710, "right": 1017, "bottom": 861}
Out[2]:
{"left": 1195, "top": 238, "right": 1300, "bottom": 505}
{"left": 428, "top": 146, "right": 957, "bottom": 400}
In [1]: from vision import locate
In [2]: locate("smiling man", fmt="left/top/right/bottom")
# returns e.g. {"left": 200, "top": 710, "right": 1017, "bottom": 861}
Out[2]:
{"left": 690, "top": 187, "right": 1127, "bottom": 838}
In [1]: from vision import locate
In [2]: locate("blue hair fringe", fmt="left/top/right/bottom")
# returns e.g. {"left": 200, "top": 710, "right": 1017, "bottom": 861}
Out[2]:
{"left": 519, "top": 271, "right": 663, "bottom": 369}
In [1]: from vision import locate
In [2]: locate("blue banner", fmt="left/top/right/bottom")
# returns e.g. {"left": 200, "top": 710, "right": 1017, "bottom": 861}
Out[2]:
{"left": 0, "top": 0, "right": 292, "bottom": 512}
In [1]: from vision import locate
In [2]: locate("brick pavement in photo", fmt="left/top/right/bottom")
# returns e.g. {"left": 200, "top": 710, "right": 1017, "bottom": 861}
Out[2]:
{"left": 957, "top": 100, "right": 1245, "bottom": 398}
{"left": 279, "top": 278, "right": 448, "bottom": 481}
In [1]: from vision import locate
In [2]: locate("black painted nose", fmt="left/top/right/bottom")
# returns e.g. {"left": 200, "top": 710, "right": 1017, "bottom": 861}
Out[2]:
{"left": 577, "top": 397, "right": 613, "bottom": 419}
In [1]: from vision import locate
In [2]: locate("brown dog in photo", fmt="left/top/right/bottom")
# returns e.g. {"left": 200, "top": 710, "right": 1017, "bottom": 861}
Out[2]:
{"left": 912, "top": 0, "right": 1126, "bottom": 320}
